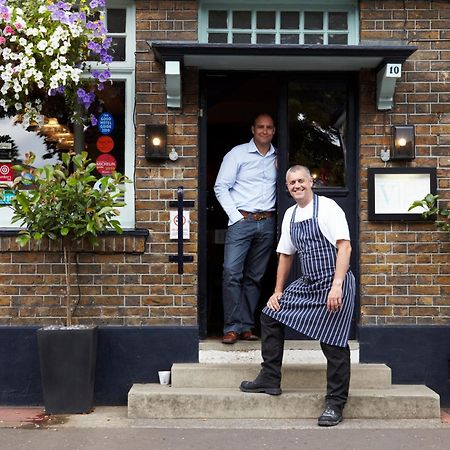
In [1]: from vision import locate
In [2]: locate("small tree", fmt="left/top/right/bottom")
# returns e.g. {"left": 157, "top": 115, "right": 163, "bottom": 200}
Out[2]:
{"left": 2, "top": 151, "right": 128, "bottom": 326}
{"left": 409, "top": 193, "right": 450, "bottom": 239}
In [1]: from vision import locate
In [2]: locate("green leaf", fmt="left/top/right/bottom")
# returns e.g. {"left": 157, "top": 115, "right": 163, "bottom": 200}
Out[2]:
{"left": 61, "top": 227, "right": 69, "bottom": 236}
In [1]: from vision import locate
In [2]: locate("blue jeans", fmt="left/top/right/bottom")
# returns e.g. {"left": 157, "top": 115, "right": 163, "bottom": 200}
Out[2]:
{"left": 222, "top": 216, "right": 275, "bottom": 334}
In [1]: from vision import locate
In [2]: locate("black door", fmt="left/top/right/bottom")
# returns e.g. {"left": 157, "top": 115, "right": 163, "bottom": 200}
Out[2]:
{"left": 198, "top": 72, "right": 358, "bottom": 339}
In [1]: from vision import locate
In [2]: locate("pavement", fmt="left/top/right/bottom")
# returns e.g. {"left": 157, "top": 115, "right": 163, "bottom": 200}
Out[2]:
{"left": 1, "top": 406, "right": 450, "bottom": 449}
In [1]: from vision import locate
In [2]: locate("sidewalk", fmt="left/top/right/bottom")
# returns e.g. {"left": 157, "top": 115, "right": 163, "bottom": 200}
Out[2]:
{"left": 1, "top": 406, "right": 450, "bottom": 430}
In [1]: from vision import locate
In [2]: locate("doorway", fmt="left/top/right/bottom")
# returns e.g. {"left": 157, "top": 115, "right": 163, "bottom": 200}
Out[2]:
{"left": 198, "top": 71, "right": 359, "bottom": 339}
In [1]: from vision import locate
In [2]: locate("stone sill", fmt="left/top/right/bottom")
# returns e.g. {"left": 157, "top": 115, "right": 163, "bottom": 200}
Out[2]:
{"left": 0, "top": 228, "right": 149, "bottom": 254}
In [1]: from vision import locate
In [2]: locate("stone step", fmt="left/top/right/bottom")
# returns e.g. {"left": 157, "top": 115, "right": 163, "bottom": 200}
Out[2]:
{"left": 171, "top": 363, "right": 392, "bottom": 390}
{"left": 199, "top": 339, "right": 360, "bottom": 364}
{"left": 128, "top": 384, "right": 440, "bottom": 419}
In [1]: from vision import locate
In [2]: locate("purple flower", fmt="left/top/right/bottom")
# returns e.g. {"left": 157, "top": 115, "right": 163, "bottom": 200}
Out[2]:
{"left": 90, "top": 114, "right": 97, "bottom": 126}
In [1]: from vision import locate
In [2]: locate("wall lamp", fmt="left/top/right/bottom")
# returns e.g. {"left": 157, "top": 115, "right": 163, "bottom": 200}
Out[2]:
{"left": 391, "top": 125, "right": 415, "bottom": 160}
{"left": 145, "top": 124, "right": 168, "bottom": 161}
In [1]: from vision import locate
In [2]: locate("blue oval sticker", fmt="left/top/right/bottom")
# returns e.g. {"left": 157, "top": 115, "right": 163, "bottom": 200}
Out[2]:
{"left": 98, "top": 112, "right": 114, "bottom": 135}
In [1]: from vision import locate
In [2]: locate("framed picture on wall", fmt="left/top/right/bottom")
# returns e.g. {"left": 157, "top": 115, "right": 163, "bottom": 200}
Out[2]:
{"left": 368, "top": 167, "right": 437, "bottom": 221}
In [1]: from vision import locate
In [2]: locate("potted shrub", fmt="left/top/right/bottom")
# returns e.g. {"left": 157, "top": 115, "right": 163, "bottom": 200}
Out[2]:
{"left": 0, "top": 0, "right": 116, "bottom": 413}
{"left": 1, "top": 151, "right": 128, "bottom": 413}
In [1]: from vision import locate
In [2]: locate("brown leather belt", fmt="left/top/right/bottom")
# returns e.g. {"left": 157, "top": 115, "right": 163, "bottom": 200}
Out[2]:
{"left": 239, "top": 210, "right": 274, "bottom": 221}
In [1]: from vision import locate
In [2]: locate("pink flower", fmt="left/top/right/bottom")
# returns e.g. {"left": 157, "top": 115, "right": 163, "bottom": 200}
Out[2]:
{"left": 0, "top": 36, "right": 5, "bottom": 45}
{"left": 15, "top": 23, "right": 22, "bottom": 30}
{"left": 3, "top": 25, "right": 14, "bottom": 35}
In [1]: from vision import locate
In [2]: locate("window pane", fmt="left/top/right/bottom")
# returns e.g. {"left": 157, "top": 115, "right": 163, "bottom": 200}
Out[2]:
{"left": 107, "top": 9, "right": 126, "bottom": 33}
{"left": 111, "top": 37, "right": 126, "bottom": 61}
{"left": 281, "top": 11, "right": 299, "bottom": 30}
{"left": 209, "top": 10, "right": 227, "bottom": 29}
{"left": 209, "top": 33, "right": 228, "bottom": 43}
{"left": 288, "top": 82, "right": 347, "bottom": 188}
{"left": 233, "top": 11, "right": 251, "bottom": 29}
{"left": 85, "top": 81, "right": 126, "bottom": 177}
{"left": 329, "top": 12, "right": 348, "bottom": 30}
{"left": 233, "top": 33, "right": 251, "bottom": 43}
{"left": 257, "top": 11, "right": 275, "bottom": 29}
{"left": 281, "top": 33, "right": 299, "bottom": 44}
{"left": 328, "top": 34, "right": 348, "bottom": 45}
{"left": 256, "top": 34, "right": 275, "bottom": 44}
{"left": 305, "top": 12, "right": 323, "bottom": 30}
{"left": 304, "top": 34, "right": 323, "bottom": 45}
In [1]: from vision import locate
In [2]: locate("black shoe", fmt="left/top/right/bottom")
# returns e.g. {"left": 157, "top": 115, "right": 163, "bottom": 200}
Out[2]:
{"left": 240, "top": 380, "right": 282, "bottom": 396}
{"left": 317, "top": 406, "right": 343, "bottom": 427}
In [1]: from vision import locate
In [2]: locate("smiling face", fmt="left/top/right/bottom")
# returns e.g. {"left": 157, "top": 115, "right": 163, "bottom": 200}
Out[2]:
{"left": 286, "top": 166, "right": 314, "bottom": 207}
{"left": 251, "top": 114, "right": 275, "bottom": 154}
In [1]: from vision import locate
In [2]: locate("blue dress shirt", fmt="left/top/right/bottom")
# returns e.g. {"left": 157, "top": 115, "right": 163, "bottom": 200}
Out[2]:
{"left": 214, "top": 139, "right": 277, "bottom": 225}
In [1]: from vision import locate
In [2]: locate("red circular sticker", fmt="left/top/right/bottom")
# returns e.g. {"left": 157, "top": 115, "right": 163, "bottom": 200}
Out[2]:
{"left": 96, "top": 135, "right": 114, "bottom": 153}
{"left": 96, "top": 154, "right": 117, "bottom": 175}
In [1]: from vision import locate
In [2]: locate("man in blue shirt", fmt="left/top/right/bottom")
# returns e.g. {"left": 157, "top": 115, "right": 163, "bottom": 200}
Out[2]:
{"left": 214, "top": 113, "right": 277, "bottom": 344}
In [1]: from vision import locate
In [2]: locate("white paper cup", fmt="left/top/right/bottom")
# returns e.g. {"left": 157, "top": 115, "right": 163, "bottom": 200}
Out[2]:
{"left": 158, "top": 370, "right": 171, "bottom": 385}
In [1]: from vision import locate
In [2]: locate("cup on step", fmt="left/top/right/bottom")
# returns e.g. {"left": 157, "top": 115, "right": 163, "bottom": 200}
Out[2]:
{"left": 158, "top": 370, "right": 171, "bottom": 385}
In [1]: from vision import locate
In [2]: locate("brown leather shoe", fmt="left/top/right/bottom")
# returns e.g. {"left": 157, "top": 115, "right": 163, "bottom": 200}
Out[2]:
{"left": 222, "top": 331, "right": 239, "bottom": 344}
{"left": 240, "top": 331, "right": 259, "bottom": 341}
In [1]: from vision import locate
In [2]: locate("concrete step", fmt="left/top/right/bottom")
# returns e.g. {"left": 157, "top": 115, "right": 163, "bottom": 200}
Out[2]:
{"left": 171, "top": 363, "right": 392, "bottom": 390}
{"left": 199, "top": 339, "right": 360, "bottom": 364}
{"left": 128, "top": 384, "right": 440, "bottom": 419}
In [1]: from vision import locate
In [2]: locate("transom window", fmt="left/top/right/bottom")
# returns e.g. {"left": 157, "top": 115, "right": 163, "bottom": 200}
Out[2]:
{"left": 199, "top": 1, "right": 358, "bottom": 45}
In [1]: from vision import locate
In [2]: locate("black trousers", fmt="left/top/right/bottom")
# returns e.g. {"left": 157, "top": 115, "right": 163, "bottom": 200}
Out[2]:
{"left": 259, "top": 312, "right": 350, "bottom": 411}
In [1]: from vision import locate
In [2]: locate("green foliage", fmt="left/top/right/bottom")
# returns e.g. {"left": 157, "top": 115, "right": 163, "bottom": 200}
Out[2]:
{"left": 409, "top": 193, "right": 450, "bottom": 239}
{"left": 7, "top": 151, "right": 127, "bottom": 247}
{"left": 0, "top": 151, "right": 129, "bottom": 326}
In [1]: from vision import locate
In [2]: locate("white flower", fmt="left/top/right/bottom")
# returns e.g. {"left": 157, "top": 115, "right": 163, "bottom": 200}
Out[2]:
{"left": 45, "top": 47, "right": 54, "bottom": 56}
{"left": 37, "top": 40, "right": 48, "bottom": 51}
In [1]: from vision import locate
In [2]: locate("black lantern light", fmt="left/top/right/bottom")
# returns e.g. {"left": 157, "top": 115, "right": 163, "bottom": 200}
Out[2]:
{"left": 391, "top": 125, "right": 415, "bottom": 160}
{"left": 145, "top": 124, "right": 168, "bottom": 160}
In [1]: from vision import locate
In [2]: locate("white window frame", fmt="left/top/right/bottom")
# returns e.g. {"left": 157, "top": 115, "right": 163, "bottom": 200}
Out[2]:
{"left": 0, "top": 0, "right": 136, "bottom": 229}
{"left": 199, "top": 0, "right": 359, "bottom": 45}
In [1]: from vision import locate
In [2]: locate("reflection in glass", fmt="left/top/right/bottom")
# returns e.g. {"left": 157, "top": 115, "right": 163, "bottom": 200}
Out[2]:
{"left": 304, "top": 34, "right": 323, "bottom": 45}
{"left": 233, "top": 33, "right": 251, "bottom": 43}
{"left": 257, "top": 11, "right": 275, "bottom": 29}
{"left": 209, "top": 10, "right": 227, "bottom": 28}
{"left": 288, "top": 82, "right": 347, "bottom": 188}
{"left": 329, "top": 34, "right": 348, "bottom": 45}
{"left": 256, "top": 34, "right": 275, "bottom": 44}
{"left": 281, "top": 11, "right": 299, "bottom": 29}
{"left": 107, "top": 9, "right": 126, "bottom": 33}
{"left": 111, "top": 37, "right": 126, "bottom": 61}
{"left": 281, "top": 33, "right": 299, "bottom": 44}
{"left": 209, "top": 33, "right": 228, "bottom": 43}
{"left": 329, "top": 12, "right": 348, "bottom": 30}
{"left": 233, "top": 11, "right": 251, "bottom": 29}
{"left": 304, "top": 12, "right": 323, "bottom": 30}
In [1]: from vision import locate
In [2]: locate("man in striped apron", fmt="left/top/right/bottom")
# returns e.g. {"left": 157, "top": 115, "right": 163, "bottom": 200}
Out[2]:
{"left": 240, "top": 165, "right": 355, "bottom": 427}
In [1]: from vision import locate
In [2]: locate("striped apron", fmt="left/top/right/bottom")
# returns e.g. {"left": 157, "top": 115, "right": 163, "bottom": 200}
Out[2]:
{"left": 263, "top": 194, "right": 355, "bottom": 347}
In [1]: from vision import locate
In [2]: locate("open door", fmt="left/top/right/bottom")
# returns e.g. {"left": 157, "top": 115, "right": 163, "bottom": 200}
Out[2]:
{"left": 199, "top": 71, "right": 358, "bottom": 339}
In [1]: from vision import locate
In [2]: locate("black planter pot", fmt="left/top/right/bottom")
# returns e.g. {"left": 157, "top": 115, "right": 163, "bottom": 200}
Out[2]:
{"left": 37, "top": 326, "right": 98, "bottom": 414}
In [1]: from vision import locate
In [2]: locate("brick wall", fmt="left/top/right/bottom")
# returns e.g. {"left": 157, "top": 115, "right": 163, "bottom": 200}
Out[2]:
{"left": 359, "top": 0, "right": 450, "bottom": 325}
{"left": 0, "top": 0, "right": 199, "bottom": 327}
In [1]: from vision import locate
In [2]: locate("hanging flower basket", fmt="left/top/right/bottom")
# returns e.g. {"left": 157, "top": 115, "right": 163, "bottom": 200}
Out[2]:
{"left": 0, "top": 0, "right": 112, "bottom": 128}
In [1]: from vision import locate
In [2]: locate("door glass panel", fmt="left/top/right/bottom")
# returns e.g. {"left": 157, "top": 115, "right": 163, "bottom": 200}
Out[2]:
{"left": 288, "top": 82, "right": 347, "bottom": 188}
{"left": 107, "top": 9, "right": 126, "bottom": 33}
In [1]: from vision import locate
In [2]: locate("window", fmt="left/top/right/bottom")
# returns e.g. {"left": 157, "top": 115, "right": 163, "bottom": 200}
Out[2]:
{"left": 0, "top": 0, "right": 135, "bottom": 229}
{"left": 199, "top": 1, "right": 359, "bottom": 45}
